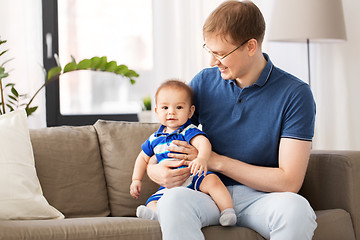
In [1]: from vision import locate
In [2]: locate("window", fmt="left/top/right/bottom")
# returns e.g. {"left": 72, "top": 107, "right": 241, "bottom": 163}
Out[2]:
{"left": 42, "top": 0, "right": 153, "bottom": 126}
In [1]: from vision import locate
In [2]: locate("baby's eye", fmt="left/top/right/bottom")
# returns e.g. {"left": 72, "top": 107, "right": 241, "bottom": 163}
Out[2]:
{"left": 176, "top": 106, "right": 183, "bottom": 109}
{"left": 162, "top": 106, "right": 168, "bottom": 110}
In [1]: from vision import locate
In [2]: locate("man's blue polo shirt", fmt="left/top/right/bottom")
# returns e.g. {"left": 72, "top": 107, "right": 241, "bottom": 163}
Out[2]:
{"left": 190, "top": 53, "right": 316, "bottom": 186}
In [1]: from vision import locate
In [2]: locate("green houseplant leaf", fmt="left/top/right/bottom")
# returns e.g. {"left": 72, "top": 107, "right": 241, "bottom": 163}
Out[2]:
{"left": 1, "top": 36, "right": 140, "bottom": 116}
{"left": 76, "top": 59, "right": 92, "bottom": 70}
{"left": 47, "top": 66, "right": 62, "bottom": 81}
{"left": 24, "top": 55, "right": 139, "bottom": 116}
{"left": 63, "top": 62, "right": 77, "bottom": 73}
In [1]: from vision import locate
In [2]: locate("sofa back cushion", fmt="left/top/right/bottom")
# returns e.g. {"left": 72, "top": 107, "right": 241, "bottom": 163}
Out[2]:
{"left": 30, "top": 126, "right": 110, "bottom": 218}
{"left": 94, "top": 120, "right": 160, "bottom": 217}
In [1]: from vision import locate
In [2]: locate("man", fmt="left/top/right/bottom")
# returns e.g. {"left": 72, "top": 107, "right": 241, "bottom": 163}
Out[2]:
{"left": 147, "top": 1, "right": 317, "bottom": 239}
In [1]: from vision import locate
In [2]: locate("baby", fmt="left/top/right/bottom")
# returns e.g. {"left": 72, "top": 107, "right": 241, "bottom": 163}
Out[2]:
{"left": 130, "top": 79, "right": 236, "bottom": 226}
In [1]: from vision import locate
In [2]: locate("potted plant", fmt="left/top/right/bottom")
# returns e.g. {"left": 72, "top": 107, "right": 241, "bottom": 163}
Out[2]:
{"left": 0, "top": 37, "right": 139, "bottom": 116}
{"left": 137, "top": 95, "right": 153, "bottom": 122}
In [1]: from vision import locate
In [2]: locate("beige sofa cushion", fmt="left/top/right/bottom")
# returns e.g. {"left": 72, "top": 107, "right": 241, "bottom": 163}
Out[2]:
{"left": 313, "top": 209, "right": 355, "bottom": 240}
{"left": 30, "top": 126, "right": 110, "bottom": 218}
{"left": 94, "top": 120, "right": 160, "bottom": 217}
{"left": 0, "top": 217, "right": 161, "bottom": 240}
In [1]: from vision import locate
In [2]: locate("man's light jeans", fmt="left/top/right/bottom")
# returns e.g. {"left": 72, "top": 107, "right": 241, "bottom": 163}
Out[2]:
{"left": 157, "top": 185, "right": 317, "bottom": 240}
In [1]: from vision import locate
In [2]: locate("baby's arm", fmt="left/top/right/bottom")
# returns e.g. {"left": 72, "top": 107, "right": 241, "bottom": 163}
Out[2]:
{"left": 130, "top": 150, "right": 151, "bottom": 199}
{"left": 189, "top": 135, "right": 212, "bottom": 176}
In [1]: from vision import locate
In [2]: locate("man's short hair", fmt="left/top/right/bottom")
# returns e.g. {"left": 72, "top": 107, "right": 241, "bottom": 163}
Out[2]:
{"left": 203, "top": 0, "right": 266, "bottom": 45}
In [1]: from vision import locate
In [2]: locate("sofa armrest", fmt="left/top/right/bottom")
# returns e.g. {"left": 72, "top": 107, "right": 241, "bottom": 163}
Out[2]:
{"left": 299, "top": 150, "right": 360, "bottom": 239}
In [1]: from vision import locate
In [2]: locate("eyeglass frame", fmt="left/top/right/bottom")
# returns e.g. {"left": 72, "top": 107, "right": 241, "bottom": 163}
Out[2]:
{"left": 202, "top": 38, "right": 251, "bottom": 61}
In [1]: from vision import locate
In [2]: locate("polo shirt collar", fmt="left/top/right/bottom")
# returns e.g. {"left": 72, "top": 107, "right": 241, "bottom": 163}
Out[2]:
{"left": 155, "top": 119, "right": 192, "bottom": 136}
{"left": 254, "top": 53, "right": 273, "bottom": 87}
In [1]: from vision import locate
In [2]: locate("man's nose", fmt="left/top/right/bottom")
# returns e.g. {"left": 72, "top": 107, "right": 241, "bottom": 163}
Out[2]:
{"left": 209, "top": 55, "right": 221, "bottom": 67}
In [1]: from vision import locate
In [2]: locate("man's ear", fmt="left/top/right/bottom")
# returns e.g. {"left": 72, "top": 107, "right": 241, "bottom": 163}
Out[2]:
{"left": 189, "top": 105, "right": 195, "bottom": 118}
{"left": 247, "top": 39, "right": 258, "bottom": 56}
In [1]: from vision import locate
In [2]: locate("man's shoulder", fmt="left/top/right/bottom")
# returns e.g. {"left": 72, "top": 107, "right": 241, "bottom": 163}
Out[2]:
{"left": 193, "top": 67, "right": 220, "bottom": 81}
{"left": 271, "top": 66, "right": 308, "bottom": 88}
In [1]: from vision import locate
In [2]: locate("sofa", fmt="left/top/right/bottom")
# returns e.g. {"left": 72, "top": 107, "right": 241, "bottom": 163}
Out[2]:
{"left": 0, "top": 119, "right": 359, "bottom": 240}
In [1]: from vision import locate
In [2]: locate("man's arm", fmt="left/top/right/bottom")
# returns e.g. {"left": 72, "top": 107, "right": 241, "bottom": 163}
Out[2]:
{"left": 209, "top": 138, "right": 311, "bottom": 193}
{"left": 168, "top": 138, "right": 311, "bottom": 193}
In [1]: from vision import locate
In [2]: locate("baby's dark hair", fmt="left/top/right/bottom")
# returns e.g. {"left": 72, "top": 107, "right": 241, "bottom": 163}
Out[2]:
{"left": 155, "top": 79, "right": 194, "bottom": 105}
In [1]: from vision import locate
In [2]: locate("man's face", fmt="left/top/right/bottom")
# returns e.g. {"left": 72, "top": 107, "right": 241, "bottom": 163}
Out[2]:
{"left": 203, "top": 34, "right": 250, "bottom": 81}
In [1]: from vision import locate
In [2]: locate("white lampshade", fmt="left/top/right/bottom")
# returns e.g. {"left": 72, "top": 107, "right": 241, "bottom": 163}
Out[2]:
{"left": 268, "top": 0, "right": 347, "bottom": 42}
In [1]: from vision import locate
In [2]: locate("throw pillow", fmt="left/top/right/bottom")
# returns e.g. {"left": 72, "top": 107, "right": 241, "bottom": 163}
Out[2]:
{"left": 0, "top": 110, "right": 64, "bottom": 220}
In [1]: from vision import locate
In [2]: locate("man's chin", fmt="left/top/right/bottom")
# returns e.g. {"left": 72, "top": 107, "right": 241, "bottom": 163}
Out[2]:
{"left": 220, "top": 72, "right": 232, "bottom": 80}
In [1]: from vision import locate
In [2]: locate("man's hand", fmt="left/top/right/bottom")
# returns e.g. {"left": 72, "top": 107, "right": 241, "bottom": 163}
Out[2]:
{"left": 167, "top": 140, "right": 198, "bottom": 164}
{"left": 147, "top": 159, "right": 191, "bottom": 188}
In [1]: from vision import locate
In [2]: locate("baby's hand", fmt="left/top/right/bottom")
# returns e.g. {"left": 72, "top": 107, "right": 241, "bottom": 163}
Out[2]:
{"left": 130, "top": 180, "right": 142, "bottom": 199}
{"left": 188, "top": 157, "right": 208, "bottom": 177}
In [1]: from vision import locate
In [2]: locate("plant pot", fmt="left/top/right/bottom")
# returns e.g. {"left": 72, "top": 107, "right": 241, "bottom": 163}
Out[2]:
{"left": 137, "top": 110, "right": 152, "bottom": 122}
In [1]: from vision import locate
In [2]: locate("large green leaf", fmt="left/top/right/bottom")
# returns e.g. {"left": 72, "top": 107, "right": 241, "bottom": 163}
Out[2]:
{"left": 0, "top": 71, "right": 8, "bottom": 79}
{"left": 63, "top": 62, "right": 77, "bottom": 73}
{"left": 6, "top": 104, "right": 14, "bottom": 111}
{"left": 11, "top": 86, "right": 19, "bottom": 97}
{"left": 124, "top": 69, "right": 139, "bottom": 78}
{"left": 97, "top": 56, "right": 108, "bottom": 70}
{"left": 0, "top": 49, "right": 8, "bottom": 57}
{"left": 105, "top": 61, "right": 117, "bottom": 72}
{"left": 47, "top": 66, "right": 62, "bottom": 80}
{"left": 8, "top": 95, "right": 17, "bottom": 102}
{"left": 90, "top": 57, "right": 101, "bottom": 69}
{"left": 25, "top": 106, "right": 38, "bottom": 116}
{"left": 77, "top": 59, "right": 92, "bottom": 70}
{"left": 115, "top": 64, "right": 128, "bottom": 74}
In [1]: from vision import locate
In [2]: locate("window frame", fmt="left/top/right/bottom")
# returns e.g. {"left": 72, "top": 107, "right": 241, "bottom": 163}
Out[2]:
{"left": 42, "top": 0, "right": 138, "bottom": 126}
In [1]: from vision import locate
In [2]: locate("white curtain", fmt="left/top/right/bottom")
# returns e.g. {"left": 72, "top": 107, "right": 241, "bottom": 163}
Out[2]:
{"left": 0, "top": 0, "right": 46, "bottom": 129}
{"left": 152, "top": 0, "right": 223, "bottom": 87}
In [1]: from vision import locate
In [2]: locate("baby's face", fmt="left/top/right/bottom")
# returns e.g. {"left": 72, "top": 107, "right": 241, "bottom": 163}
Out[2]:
{"left": 155, "top": 87, "right": 194, "bottom": 132}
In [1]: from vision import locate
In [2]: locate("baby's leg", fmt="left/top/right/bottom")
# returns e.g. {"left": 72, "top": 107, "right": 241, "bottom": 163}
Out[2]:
{"left": 199, "top": 174, "right": 236, "bottom": 226}
{"left": 136, "top": 201, "right": 158, "bottom": 220}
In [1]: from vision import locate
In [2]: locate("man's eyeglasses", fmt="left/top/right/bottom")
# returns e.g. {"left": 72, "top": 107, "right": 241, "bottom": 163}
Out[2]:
{"left": 202, "top": 39, "right": 251, "bottom": 61}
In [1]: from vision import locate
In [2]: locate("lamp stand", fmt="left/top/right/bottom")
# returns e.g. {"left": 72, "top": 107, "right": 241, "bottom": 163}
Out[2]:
{"left": 306, "top": 38, "right": 311, "bottom": 87}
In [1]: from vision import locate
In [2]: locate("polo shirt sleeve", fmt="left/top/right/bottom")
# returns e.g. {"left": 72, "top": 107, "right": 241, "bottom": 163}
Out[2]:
{"left": 183, "top": 124, "right": 208, "bottom": 144}
{"left": 281, "top": 84, "right": 316, "bottom": 141}
{"left": 141, "top": 137, "right": 154, "bottom": 157}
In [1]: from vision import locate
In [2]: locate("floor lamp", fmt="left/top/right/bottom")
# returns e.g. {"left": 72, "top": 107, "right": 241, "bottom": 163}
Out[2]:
{"left": 267, "top": 0, "right": 347, "bottom": 87}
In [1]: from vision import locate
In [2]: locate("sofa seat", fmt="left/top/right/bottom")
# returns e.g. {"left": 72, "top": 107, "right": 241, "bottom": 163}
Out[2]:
{"left": 314, "top": 209, "right": 355, "bottom": 240}
{"left": 0, "top": 209, "right": 354, "bottom": 240}
{"left": 0, "top": 217, "right": 161, "bottom": 240}
{"left": 1, "top": 121, "right": 358, "bottom": 240}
